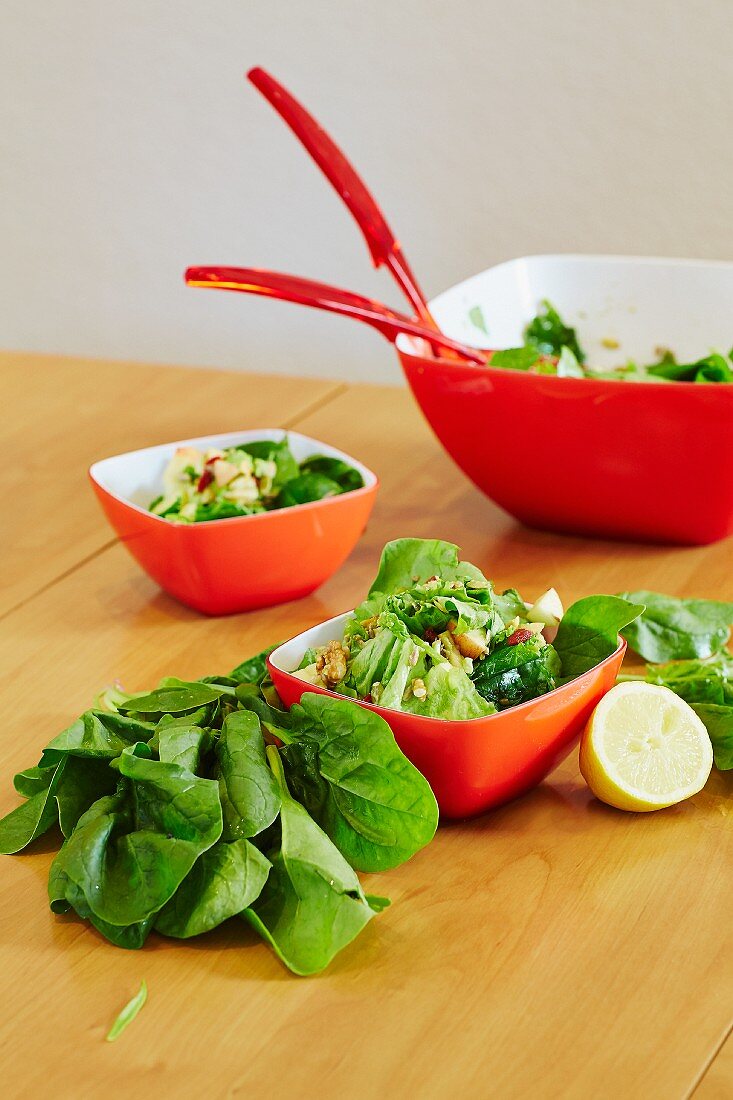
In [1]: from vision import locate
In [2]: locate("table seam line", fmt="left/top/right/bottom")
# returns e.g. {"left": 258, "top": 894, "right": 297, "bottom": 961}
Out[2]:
{"left": 686, "top": 1018, "right": 733, "bottom": 1098}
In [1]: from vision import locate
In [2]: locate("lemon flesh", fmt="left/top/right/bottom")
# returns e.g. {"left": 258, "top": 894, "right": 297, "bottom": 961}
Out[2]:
{"left": 580, "top": 682, "right": 713, "bottom": 811}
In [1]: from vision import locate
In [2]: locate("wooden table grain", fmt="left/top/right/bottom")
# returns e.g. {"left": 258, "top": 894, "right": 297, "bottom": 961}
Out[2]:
{"left": 1, "top": 354, "right": 731, "bottom": 1100}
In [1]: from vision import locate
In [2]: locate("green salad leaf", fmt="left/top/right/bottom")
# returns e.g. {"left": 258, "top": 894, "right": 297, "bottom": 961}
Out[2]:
{"left": 242, "top": 693, "right": 438, "bottom": 872}
{"left": 243, "top": 747, "right": 382, "bottom": 976}
{"left": 524, "top": 299, "right": 586, "bottom": 362}
{"left": 618, "top": 591, "right": 733, "bottom": 662}
{"left": 277, "top": 473, "right": 342, "bottom": 507}
{"left": 365, "top": 538, "right": 489, "bottom": 603}
{"left": 215, "top": 711, "right": 281, "bottom": 841}
{"left": 298, "top": 455, "right": 364, "bottom": 493}
{"left": 490, "top": 347, "right": 541, "bottom": 371}
{"left": 553, "top": 595, "right": 645, "bottom": 679}
{"left": 156, "top": 839, "right": 271, "bottom": 938}
{"left": 228, "top": 644, "right": 280, "bottom": 687}
{"left": 472, "top": 638, "right": 561, "bottom": 709}
{"left": 404, "top": 663, "right": 495, "bottom": 719}
{"left": 50, "top": 754, "right": 222, "bottom": 928}
{"left": 0, "top": 628, "right": 438, "bottom": 974}
{"left": 106, "top": 981, "right": 148, "bottom": 1042}
{"left": 0, "top": 759, "right": 67, "bottom": 854}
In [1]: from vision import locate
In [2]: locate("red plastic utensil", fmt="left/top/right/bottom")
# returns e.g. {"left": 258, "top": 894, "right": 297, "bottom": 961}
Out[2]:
{"left": 185, "top": 265, "right": 486, "bottom": 363}
{"left": 247, "top": 66, "right": 437, "bottom": 329}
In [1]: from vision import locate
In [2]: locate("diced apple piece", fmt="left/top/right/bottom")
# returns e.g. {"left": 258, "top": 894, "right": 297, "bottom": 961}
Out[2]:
{"left": 292, "top": 663, "right": 323, "bottom": 686}
{"left": 526, "top": 587, "right": 564, "bottom": 642}
{"left": 162, "top": 446, "right": 204, "bottom": 495}
{"left": 212, "top": 459, "right": 240, "bottom": 487}
{"left": 453, "top": 628, "right": 488, "bottom": 659}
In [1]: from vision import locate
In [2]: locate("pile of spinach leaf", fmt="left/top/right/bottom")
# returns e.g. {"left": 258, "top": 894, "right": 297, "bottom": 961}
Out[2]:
{"left": 0, "top": 647, "right": 438, "bottom": 976}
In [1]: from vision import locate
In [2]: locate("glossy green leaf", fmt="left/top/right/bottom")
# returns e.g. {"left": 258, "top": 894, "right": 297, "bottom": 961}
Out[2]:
{"left": 243, "top": 748, "right": 381, "bottom": 975}
{"left": 215, "top": 711, "right": 281, "bottom": 841}
{"left": 156, "top": 839, "right": 270, "bottom": 938}
{"left": 618, "top": 591, "right": 733, "bottom": 662}
{"left": 275, "top": 694, "right": 438, "bottom": 872}
{"left": 554, "top": 595, "right": 645, "bottom": 679}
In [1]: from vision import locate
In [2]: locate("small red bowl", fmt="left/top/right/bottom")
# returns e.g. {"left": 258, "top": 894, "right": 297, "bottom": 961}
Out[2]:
{"left": 268, "top": 611, "right": 626, "bottom": 819}
{"left": 89, "top": 430, "right": 378, "bottom": 615}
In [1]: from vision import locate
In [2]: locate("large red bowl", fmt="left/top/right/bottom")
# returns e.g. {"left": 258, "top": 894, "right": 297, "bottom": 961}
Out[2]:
{"left": 401, "top": 255, "right": 733, "bottom": 545}
{"left": 89, "top": 430, "right": 378, "bottom": 615}
{"left": 268, "top": 611, "right": 626, "bottom": 819}
{"left": 398, "top": 347, "right": 733, "bottom": 544}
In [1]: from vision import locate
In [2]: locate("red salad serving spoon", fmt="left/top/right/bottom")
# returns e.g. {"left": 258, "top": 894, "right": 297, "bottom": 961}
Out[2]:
{"left": 185, "top": 266, "right": 486, "bottom": 363}
{"left": 247, "top": 66, "right": 438, "bottom": 330}
{"left": 186, "top": 67, "right": 488, "bottom": 366}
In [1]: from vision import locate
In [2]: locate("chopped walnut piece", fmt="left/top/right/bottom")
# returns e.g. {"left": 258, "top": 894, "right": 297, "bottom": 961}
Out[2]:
{"left": 315, "top": 640, "right": 350, "bottom": 686}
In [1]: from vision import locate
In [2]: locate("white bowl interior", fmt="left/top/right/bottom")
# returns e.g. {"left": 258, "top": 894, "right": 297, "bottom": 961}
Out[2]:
{"left": 428, "top": 254, "right": 733, "bottom": 370}
{"left": 90, "top": 430, "right": 376, "bottom": 514}
{"left": 270, "top": 611, "right": 351, "bottom": 673}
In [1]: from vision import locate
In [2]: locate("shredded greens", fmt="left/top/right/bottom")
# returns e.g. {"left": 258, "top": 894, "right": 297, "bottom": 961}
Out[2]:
{"left": 149, "top": 437, "right": 364, "bottom": 523}
{"left": 475, "top": 299, "right": 733, "bottom": 384}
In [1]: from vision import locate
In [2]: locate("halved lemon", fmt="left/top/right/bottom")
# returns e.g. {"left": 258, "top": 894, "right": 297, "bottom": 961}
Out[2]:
{"left": 579, "top": 682, "right": 713, "bottom": 811}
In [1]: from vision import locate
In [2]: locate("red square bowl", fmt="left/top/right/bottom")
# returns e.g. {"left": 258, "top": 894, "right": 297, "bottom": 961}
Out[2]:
{"left": 267, "top": 611, "right": 626, "bottom": 819}
{"left": 89, "top": 430, "right": 378, "bottom": 615}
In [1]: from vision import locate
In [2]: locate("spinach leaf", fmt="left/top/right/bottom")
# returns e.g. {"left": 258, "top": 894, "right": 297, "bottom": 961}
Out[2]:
{"left": 366, "top": 538, "right": 489, "bottom": 602}
{"left": 228, "top": 644, "right": 280, "bottom": 686}
{"left": 524, "top": 299, "right": 585, "bottom": 362}
{"left": 243, "top": 747, "right": 381, "bottom": 975}
{"left": 489, "top": 347, "right": 541, "bottom": 371}
{"left": 472, "top": 640, "right": 561, "bottom": 709}
{"left": 14, "top": 763, "right": 57, "bottom": 798}
{"left": 647, "top": 352, "right": 733, "bottom": 384}
{"left": 51, "top": 753, "right": 222, "bottom": 926}
{"left": 193, "top": 500, "right": 261, "bottom": 522}
{"left": 156, "top": 723, "right": 208, "bottom": 772}
{"left": 0, "top": 758, "right": 66, "bottom": 854}
{"left": 106, "top": 981, "right": 147, "bottom": 1042}
{"left": 45, "top": 710, "right": 156, "bottom": 759}
{"left": 618, "top": 591, "right": 733, "bottom": 662}
{"left": 240, "top": 438, "right": 299, "bottom": 487}
{"left": 120, "top": 681, "right": 225, "bottom": 718}
{"left": 269, "top": 693, "right": 438, "bottom": 872}
{"left": 156, "top": 839, "right": 270, "bottom": 938}
{"left": 554, "top": 595, "right": 645, "bottom": 679}
{"left": 298, "top": 455, "right": 364, "bottom": 493}
{"left": 277, "top": 473, "right": 342, "bottom": 507}
{"left": 690, "top": 704, "right": 733, "bottom": 770}
{"left": 55, "top": 756, "right": 118, "bottom": 838}
{"left": 214, "top": 711, "right": 281, "bottom": 841}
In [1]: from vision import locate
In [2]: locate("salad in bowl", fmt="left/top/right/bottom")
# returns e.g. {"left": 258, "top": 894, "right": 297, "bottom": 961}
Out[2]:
{"left": 292, "top": 540, "right": 572, "bottom": 719}
{"left": 268, "top": 538, "right": 642, "bottom": 815}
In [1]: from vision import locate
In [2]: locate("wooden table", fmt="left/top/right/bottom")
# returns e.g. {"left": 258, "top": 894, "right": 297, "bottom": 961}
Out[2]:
{"left": 1, "top": 350, "right": 731, "bottom": 1099}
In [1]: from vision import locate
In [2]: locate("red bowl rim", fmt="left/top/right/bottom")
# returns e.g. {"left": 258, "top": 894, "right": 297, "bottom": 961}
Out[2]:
{"left": 88, "top": 428, "right": 379, "bottom": 530}
{"left": 267, "top": 608, "right": 627, "bottom": 728}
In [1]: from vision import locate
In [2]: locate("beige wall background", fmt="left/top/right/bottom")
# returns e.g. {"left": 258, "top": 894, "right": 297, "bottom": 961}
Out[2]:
{"left": 1, "top": 0, "right": 731, "bottom": 384}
